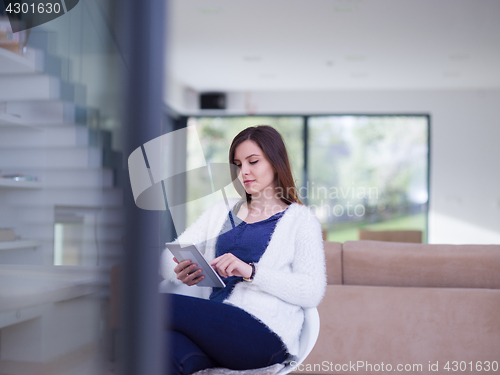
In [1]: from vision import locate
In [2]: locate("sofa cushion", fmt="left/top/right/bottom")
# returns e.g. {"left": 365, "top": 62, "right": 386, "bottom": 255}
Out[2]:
{"left": 324, "top": 241, "right": 342, "bottom": 285}
{"left": 298, "top": 285, "right": 500, "bottom": 374}
{"left": 343, "top": 240, "right": 500, "bottom": 289}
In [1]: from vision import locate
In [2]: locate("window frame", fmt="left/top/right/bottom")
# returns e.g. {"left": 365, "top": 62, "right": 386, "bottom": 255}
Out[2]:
{"left": 171, "top": 113, "right": 431, "bottom": 243}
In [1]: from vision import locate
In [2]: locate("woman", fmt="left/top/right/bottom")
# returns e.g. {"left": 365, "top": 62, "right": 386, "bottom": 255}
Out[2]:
{"left": 161, "top": 125, "right": 326, "bottom": 374}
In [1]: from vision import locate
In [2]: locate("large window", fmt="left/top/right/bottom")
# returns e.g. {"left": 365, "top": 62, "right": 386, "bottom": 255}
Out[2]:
{"left": 308, "top": 116, "right": 429, "bottom": 242}
{"left": 185, "top": 115, "right": 429, "bottom": 242}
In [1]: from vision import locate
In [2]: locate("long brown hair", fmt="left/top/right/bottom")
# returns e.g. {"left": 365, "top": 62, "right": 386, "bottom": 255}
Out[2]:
{"left": 229, "top": 125, "right": 304, "bottom": 205}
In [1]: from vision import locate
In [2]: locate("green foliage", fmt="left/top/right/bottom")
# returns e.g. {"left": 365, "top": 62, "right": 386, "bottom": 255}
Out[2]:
{"left": 185, "top": 115, "right": 429, "bottom": 236}
{"left": 308, "top": 116, "right": 428, "bottom": 226}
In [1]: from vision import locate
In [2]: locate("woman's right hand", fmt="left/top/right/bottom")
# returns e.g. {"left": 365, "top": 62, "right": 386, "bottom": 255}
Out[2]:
{"left": 173, "top": 257, "right": 205, "bottom": 286}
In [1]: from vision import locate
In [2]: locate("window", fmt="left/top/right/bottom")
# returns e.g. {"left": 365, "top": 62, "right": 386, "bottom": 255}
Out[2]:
{"left": 182, "top": 115, "right": 429, "bottom": 242}
{"left": 308, "top": 116, "right": 429, "bottom": 242}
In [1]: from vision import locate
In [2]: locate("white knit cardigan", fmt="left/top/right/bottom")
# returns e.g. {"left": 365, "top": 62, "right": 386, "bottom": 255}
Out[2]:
{"left": 160, "top": 198, "right": 326, "bottom": 357}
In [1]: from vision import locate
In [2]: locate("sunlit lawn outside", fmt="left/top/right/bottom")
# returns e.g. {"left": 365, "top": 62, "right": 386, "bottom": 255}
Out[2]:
{"left": 325, "top": 213, "right": 427, "bottom": 243}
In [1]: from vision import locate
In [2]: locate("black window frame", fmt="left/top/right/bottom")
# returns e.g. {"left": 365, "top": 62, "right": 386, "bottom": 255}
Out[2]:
{"left": 168, "top": 113, "right": 431, "bottom": 243}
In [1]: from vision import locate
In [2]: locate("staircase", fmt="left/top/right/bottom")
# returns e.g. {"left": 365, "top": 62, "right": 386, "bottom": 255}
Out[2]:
{"left": 0, "top": 25, "right": 123, "bottom": 268}
{"left": 0, "top": 8, "right": 126, "bottom": 373}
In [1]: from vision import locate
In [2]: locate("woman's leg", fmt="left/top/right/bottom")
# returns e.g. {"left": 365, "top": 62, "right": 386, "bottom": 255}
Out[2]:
{"left": 168, "top": 331, "right": 219, "bottom": 375}
{"left": 165, "top": 294, "right": 288, "bottom": 371}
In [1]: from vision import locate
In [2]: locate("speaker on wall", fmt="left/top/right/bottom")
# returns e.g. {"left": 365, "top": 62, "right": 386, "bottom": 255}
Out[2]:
{"left": 200, "top": 92, "right": 226, "bottom": 110}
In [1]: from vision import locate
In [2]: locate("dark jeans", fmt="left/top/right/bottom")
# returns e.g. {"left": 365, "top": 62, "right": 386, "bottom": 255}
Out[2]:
{"left": 165, "top": 294, "right": 288, "bottom": 375}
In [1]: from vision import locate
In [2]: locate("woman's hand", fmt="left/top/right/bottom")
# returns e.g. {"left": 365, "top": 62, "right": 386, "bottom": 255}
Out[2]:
{"left": 209, "top": 253, "right": 253, "bottom": 279}
{"left": 173, "top": 257, "right": 205, "bottom": 286}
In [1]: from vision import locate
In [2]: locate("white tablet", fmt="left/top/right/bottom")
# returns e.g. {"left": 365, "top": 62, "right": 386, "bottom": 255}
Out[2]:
{"left": 166, "top": 243, "right": 226, "bottom": 288}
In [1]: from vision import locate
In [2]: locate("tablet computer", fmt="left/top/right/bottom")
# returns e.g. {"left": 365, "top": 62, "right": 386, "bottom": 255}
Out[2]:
{"left": 166, "top": 243, "right": 226, "bottom": 288}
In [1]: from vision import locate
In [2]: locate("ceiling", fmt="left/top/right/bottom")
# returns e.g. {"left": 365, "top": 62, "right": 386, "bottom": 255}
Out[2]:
{"left": 168, "top": 0, "right": 500, "bottom": 92}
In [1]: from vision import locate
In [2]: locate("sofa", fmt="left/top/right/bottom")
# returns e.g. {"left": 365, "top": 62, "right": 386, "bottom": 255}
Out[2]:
{"left": 294, "top": 240, "right": 500, "bottom": 375}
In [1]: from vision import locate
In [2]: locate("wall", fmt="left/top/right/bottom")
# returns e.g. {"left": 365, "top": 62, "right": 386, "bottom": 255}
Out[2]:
{"left": 166, "top": 88, "right": 500, "bottom": 244}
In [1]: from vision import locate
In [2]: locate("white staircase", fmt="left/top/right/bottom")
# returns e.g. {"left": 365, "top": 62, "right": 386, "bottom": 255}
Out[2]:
{"left": 0, "top": 42, "right": 123, "bottom": 268}
{"left": 0, "top": 14, "right": 123, "bottom": 375}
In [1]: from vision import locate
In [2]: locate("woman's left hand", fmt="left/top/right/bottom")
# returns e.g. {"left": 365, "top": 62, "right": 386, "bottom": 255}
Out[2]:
{"left": 209, "top": 253, "right": 253, "bottom": 279}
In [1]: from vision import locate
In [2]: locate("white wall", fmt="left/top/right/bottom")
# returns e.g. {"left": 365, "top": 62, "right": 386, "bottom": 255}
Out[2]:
{"left": 167, "top": 89, "right": 500, "bottom": 244}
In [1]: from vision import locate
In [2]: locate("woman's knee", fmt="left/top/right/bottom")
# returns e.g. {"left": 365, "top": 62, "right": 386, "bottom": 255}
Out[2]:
{"left": 168, "top": 330, "right": 218, "bottom": 375}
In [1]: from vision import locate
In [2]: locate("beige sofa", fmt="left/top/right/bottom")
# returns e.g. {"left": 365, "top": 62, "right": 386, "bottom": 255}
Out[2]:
{"left": 295, "top": 240, "right": 500, "bottom": 375}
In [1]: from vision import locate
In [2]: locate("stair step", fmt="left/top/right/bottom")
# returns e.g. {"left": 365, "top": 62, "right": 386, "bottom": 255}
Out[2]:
{"left": 13, "top": 204, "right": 123, "bottom": 225}
{"left": 0, "top": 128, "right": 114, "bottom": 157}
{"left": 0, "top": 147, "right": 102, "bottom": 169}
{"left": 1, "top": 101, "right": 99, "bottom": 126}
{"left": 2, "top": 100, "right": 75, "bottom": 125}
{"left": 0, "top": 75, "right": 59, "bottom": 101}
{"left": 0, "top": 46, "right": 42, "bottom": 74}
{"left": 0, "top": 168, "right": 117, "bottom": 190}
{"left": 5, "top": 187, "right": 123, "bottom": 207}
{"left": 10, "top": 206, "right": 54, "bottom": 223}
{"left": 0, "top": 247, "right": 121, "bottom": 267}
{"left": 41, "top": 169, "right": 115, "bottom": 188}
{"left": 0, "top": 246, "right": 45, "bottom": 265}
{"left": 19, "top": 222, "right": 123, "bottom": 241}
{"left": 0, "top": 125, "right": 89, "bottom": 147}
{"left": 0, "top": 75, "right": 87, "bottom": 105}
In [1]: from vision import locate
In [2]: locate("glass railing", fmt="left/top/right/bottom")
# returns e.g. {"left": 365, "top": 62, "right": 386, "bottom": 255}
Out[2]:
{"left": 0, "top": 0, "right": 125, "bottom": 373}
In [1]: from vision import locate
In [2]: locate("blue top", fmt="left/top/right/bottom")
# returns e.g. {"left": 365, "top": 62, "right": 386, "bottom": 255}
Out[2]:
{"left": 209, "top": 200, "right": 288, "bottom": 303}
